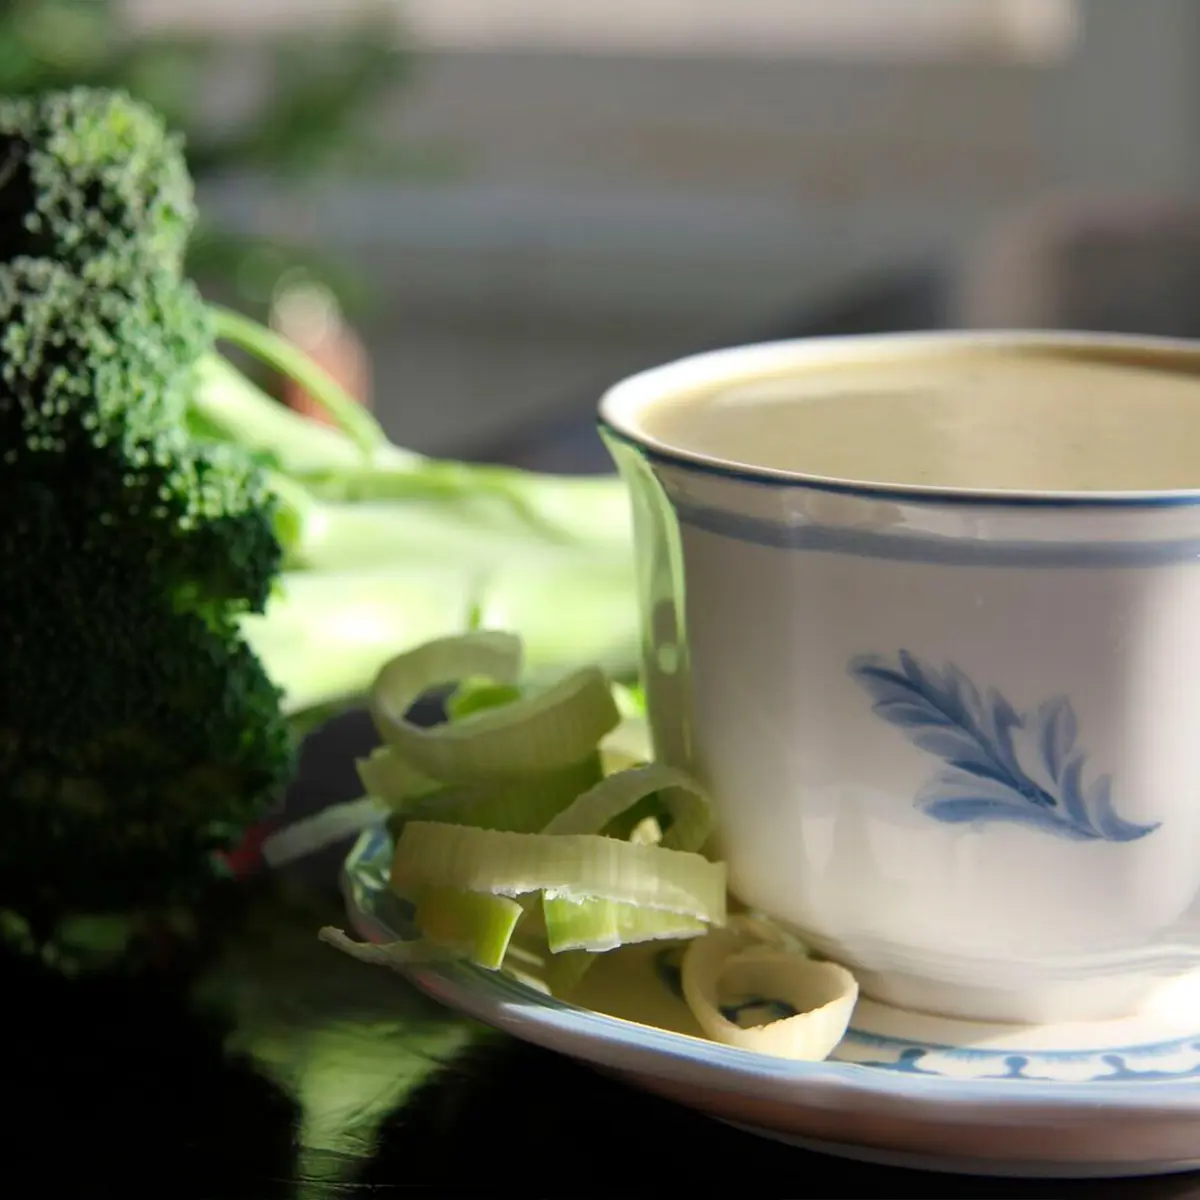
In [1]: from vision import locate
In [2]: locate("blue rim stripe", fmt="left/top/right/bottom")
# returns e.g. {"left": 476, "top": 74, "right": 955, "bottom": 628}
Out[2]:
{"left": 672, "top": 498, "right": 1200, "bottom": 569}
{"left": 598, "top": 419, "right": 1200, "bottom": 510}
{"left": 840, "top": 1026, "right": 1200, "bottom": 1061}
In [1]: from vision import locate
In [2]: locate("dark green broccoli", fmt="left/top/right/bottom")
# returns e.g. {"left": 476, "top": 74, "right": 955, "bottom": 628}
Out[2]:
{"left": 0, "top": 257, "right": 279, "bottom": 599}
{"left": 0, "top": 255, "right": 291, "bottom": 939}
{"left": 0, "top": 88, "right": 194, "bottom": 277}
{"left": 0, "top": 87, "right": 638, "bottom": 968}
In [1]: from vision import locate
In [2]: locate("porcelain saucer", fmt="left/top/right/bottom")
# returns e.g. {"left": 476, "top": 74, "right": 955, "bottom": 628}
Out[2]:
{"left": 341, "top": 825, "right": 1200, "bottom": 1179}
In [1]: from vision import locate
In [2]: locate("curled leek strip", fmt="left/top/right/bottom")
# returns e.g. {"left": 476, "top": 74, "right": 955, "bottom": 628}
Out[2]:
{"left": 542, "top": 764, "right": 712, "bottom": 850}
{"left": 541, "top": 765, "right": 717, "bottom": 952}
{"left": 681, "top": 917, "right": 859, "bottom": 1061}
{"left": 261, "top": 796, "right": 384, "bottom": 868}
{"left": 599, "top": 715, "right": 651, "bottom": 775}
{"left": 391, "top": 821, "right": 726, "bottom": 921}
{"left": 409, "top": 759, "right": 604, "bottom": 835}
{"left": 328, "top": 633, "right": 724, "bottom": 982}
{"left": 370, "top": 632, "right": 620, "bottom": 782}
{"left": 544, "top": 899, "right": 706, "bottom": 954}
{"left": 413, "top": 887, "right": 525, "bottom": 971}
{"left": 356, "top": 746, "right": 439, "bottom": 807}
{"left": 362, "top": 745, "right": 604, "bottom": 835}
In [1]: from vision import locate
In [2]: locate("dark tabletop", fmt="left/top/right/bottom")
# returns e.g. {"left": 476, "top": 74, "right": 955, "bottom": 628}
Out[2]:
{"left": 9, "top": 707, "right": 1199, "bottom": 1200}
{"left": 10, "top": 266, "right": 1200, "bottom": 1199}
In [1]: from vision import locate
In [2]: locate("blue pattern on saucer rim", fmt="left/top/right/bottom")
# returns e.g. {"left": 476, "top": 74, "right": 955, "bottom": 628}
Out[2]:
{"left": 646, "top": 943, "right": 1200, "bottom": 1085}
{"left": 340, "top": 824, "right": 1200, "bottom": 1178}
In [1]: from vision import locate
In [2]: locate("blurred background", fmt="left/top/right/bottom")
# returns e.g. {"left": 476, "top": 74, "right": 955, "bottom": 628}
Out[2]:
{"left": 22, "top": 0, "right": 1200, "bottom": 468}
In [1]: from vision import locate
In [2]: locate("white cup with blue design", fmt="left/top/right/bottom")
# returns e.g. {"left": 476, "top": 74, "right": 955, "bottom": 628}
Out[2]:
{"left": 599, "top": 331, "right": 1200, "bottom": 1026}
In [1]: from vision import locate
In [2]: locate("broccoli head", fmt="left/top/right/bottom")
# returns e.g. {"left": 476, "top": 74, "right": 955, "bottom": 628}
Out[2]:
{"left": 0, "top": 255, "right": 282, "bottom": 609}
{"left": 0, "top": 88, "right": 195, "bottom": 279}
{"left": 0, "top": 251, "right": 290, "bottom": 939}
{"left": 0, "top": 85, "right": 640, "bottom": 967}
{"left": 0, "top": 485, "right": 290, "bottom": 924}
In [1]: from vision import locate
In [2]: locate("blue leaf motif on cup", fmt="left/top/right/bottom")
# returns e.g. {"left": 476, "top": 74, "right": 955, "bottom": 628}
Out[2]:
{"left": 848, "top": 651, "right": 1160, "bottom": 843}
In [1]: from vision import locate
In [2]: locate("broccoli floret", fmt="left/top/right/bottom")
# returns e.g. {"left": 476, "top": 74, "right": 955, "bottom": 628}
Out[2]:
{"left": 0, "top": 88, "right": 195, "bottom": 278}
{"left": 0, "top": 257, "right": 291, "bottom": 941}
{"left": 0, "top": 485, "right": 290, "bottom": 925}
{"left": 0, "top": 256, "right": 281, "bottom": 608}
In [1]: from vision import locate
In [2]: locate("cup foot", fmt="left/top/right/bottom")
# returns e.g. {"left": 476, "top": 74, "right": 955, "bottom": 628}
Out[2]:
{"left": 782, "top": 924, "right": 1200, "bottom": 1024}
{"left": 851, "top": 967, "right": 1156, "bottom": 1025}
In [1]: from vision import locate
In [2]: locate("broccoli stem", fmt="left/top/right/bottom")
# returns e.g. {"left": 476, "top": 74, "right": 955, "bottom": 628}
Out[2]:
{"left": 192, "top": 350, "right": 613, "bottom": 545}
{"left": 210, "top": 304, "right": 394, "bottom": 459}
{"left": 246, "top": 559, "right": 639, "bottom": 720}
{"left": 198, "top": 307, "right": 640, "bottom": 718}
{"left": 243, "top": 567, "right": 475, "bottom": 716}
{"left": 189, "top": 354, "right": 417, "bottom": 477}
{"left": 268, "top": 463, "right": 628, "bottom": 572}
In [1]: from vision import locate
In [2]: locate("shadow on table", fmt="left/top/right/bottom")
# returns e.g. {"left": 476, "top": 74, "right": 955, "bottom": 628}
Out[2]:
{"left": 5, "top": 711, "right": 1199, "bottom": 1199}
{"left": 361, "top": 1035, "right": 1200, "bottom": 1198}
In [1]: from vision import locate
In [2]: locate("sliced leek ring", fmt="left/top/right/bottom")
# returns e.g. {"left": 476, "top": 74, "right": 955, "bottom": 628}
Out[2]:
{"left": 413, "top": 886, "right": 524, "bottom": 970}
{"left": 317, "top": 925, "right": 453, "bottom": 968}
{"left": 599, "top": 715, "right": 652, "bottom": 776}
{"left": 324, "top": 633, "right": 734, "bottom": 990}
{"left": 399, "top": 756, "right": 603, "bottom": 835}
{"left": 356, "top": 745, "right": 439, "bottom": 806}
{"left": 542, "top": 763, "right": 712, "bottom": 852}
{"left": 536, "top": 764, "right": 718, "bottom": 953}
{"left": 543, "top": 895, "right": 705, "bottom": 954}
{"left": 370, "top": 632, "right": 619, "bottom": 783}
{"left": 681, "top": 918, "right": 858, "bottom": 1061}
{"left": 391, "top": 820, "right": 726, "bottom": 922}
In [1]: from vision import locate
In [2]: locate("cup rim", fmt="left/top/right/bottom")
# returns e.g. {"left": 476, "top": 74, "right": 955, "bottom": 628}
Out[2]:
{"left": 597, "top": 329, "right": 1200, "bottom": 508}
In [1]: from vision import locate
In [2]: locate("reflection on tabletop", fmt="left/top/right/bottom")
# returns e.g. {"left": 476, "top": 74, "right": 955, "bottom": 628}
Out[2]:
{"left": 4, "top": 710, "right": 1198, "bottom": 1198}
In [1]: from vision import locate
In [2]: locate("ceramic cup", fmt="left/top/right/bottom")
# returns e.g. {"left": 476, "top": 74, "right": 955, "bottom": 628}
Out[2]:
{"left": 599, "top": 331, "right": 1200, "bottom": 1025}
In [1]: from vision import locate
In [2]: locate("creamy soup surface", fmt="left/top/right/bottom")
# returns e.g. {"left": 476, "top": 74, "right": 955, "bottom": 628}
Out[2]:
{"left": 638, "top": 350, "right": 1200, "bottom": 491}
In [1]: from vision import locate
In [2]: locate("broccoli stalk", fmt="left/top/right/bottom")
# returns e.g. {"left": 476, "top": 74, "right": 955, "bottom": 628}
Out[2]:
{"left": 0, "top": 87, "right": 638, "bottom": 969}
{"left": 197, "top": 306, "right": 639, "bottom": 712}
